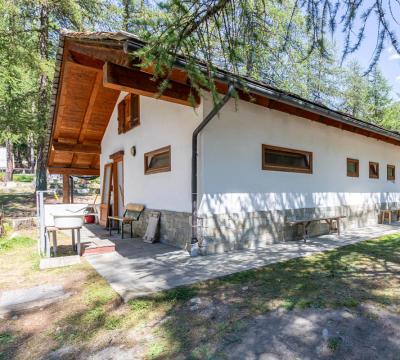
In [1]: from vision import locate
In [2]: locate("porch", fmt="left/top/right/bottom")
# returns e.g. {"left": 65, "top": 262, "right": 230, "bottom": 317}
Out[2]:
{"left": 82, "top": 222, "right": 400, "bottom": 301}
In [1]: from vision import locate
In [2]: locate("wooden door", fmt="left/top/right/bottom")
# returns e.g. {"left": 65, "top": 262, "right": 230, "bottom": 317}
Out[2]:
{"left": 100, "top": 163, "right": 113, "bottom": 227}
{"left": 110, "top": 151, "right": 124, "bottom": 218}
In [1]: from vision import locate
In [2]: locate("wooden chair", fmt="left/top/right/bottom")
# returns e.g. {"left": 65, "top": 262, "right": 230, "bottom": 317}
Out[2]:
{"left": 108, "top": 203, "right": 145, "bottom": 239}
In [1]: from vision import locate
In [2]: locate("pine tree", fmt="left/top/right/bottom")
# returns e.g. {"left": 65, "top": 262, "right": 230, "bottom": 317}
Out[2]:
{"left": 340, "top": 61, "right": 369, "bottom": 119}
{"left": 366, "top": 67, "right": 391, "bottom": 124}
{"left": 0, "top": 0, "right": 114, "bottom": 189}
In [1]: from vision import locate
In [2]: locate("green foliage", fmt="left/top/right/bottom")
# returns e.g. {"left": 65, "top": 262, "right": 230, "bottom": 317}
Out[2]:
{"left": 0, "top": 235, "right": 36, "bottom": 252}
{"left": 0, "top": 0, "right": 399, "bottom": 179}
{"left": 84, "top": 280, "right": 118, "bottom": 306}
{"left": 13, "top": 174, "right": 34, "bottom": 183}
{"left": 0, "top": 332, "right": 16, "bottom": 346}
{"left": 129, "top": 299, "right": 152, "bottom": 312}
{"left": 0, "top": 0, "right": 116, "bottom": 188}
{"left": 379, "top": 102, "right": 400, "bottom": 131}
{"left": 129, "top": 0, "right": 399, "bottom": 130}
{"left": 327, "top": 336, "right": 342, "bottom": 351}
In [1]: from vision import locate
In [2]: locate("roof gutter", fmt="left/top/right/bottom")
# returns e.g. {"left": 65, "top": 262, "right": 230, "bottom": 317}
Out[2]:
{"left": 189, "top": 84, "right": 235, "bottom": 256}
{"left": 123, "top": 39, "right": 400, "bottom": 143}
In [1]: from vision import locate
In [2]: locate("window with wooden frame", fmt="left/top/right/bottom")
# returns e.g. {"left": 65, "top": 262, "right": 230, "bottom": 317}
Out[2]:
{"left": 387, "top": 165, "right": 395, "bottom": 181}
{"left": 117, "top": 94, "right": 140, "bottom": 134}
{"left": 262, "top": 144, "right": 313, "bottom": 174}
{"left": 144, "top": 146, "right": 171, "bottom": 175}
{"left": 347, "top": 158, "right": 359, "bottom": 177}
{"left": 369, "top": 161, "right": 379, "bottom": 179}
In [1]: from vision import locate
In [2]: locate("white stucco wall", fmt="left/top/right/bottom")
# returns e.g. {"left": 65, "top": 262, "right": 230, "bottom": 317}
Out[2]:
{"left": 101, "top": 93, "right": 203, "bottom": 213}
{"left": 198, "top": 97, "right": 400, "bottom": 215}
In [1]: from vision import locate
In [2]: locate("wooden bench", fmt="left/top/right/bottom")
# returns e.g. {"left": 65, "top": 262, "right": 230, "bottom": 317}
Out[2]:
{"left": 380, "top": 209, "right": 400, "bottom": 224}
{"left": 286, "top": 216, "right": 346, "bottom": 242}
{"left": 108, "top": 203, "right": 145, "bottom": 239}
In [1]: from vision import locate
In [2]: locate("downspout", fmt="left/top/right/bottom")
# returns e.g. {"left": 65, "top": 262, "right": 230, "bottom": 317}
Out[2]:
{"left": 190, "top": 84, "right": 235, "bottom": 256}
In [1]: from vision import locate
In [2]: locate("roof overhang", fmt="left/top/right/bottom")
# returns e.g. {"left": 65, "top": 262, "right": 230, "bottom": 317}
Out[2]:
{"left": 45, "top": 31, "right": 200, "bottom": 176}
{"left": 45, "top": 31, "right": 400, "bottom": 176}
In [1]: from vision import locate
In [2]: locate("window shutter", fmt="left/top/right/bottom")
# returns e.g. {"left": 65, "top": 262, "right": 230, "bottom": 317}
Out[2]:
{"left": 124, "top": 94, "right": 140, "bottom": 132}
{"left": 117, "top": 100, "right": 125, "bottom": 134}
{"left": 124, "top": 94, "right": 131, "bottom": 131}
{"left": 131, "top": 94, "right": 140, "bottom": 127}
{"left": 118, "top": 94, "right": 140, "bottom": 134}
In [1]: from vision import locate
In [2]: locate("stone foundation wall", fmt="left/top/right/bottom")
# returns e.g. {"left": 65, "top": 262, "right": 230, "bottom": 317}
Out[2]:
{"left": 130, "top": 203, "right": 396, "bottom": 255}
{"left": 198, "top": 203, "right": 395, "bottom": 255}
{"left": 132, "top": 209, "right": 191, "bottom": 249}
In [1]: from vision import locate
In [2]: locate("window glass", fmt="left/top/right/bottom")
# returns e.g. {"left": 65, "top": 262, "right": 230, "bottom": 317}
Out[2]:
{"left": 144, "top": 146, "right": 171, "bottom": 174}
{"left": 262, "top": 145, "right": 312, "bottom": 174}
{"left": 347, "top": 158, "right": 359, "bottom": 177}
{"left": 369, "top": 162, "right": 379, "bottom": 179}
{"left": 148, "top": 152, "right": 170, "bottom": 169}
{"left": 387, "top": 165, "right": 395, "bottom": 181}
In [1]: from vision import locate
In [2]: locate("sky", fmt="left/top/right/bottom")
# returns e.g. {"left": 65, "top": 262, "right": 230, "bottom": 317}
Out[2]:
{"left": 333, "top": 2, "right": 400, "bottom": 101}
{"left": 380, "top": 46, "right": 400, "bottom": 99}
{"left": 347, "top": 33, "right": 400, "bottom": 101}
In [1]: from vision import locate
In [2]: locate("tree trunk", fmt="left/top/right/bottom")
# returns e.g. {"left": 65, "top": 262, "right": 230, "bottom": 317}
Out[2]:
{"left": 4, "top": 139, "right": 14, "bottom": 183}
{"left": 29, "top": 135, "right": 35, "bottom": 172}
{"left": 35, "top": 4, "right": 49, "bottom": 191}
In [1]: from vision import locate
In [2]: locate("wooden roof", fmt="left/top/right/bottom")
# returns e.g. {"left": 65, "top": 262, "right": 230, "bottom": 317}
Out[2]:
{"left": 46, "top": 31, "right": 400, "bottom": 176}
{"left": 46, "top": 33, "right": 199, "bottom": 175}
{"left": 47, "top": 41, "right": 120, "bottom": 175}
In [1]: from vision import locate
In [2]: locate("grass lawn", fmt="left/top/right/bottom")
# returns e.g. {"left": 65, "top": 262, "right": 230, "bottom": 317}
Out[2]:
{"left": 1, "top": 231, "right": 400, "bottom": 359}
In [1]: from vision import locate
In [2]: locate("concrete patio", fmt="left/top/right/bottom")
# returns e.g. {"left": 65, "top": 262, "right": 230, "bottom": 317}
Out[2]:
{"left": 83, "top": 223, "right": 400, "bottom": 301}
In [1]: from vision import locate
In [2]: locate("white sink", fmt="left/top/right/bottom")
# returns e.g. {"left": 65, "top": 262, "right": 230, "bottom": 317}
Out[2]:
{"left": 52, "top": 213, "right": 84, "bottom": 229}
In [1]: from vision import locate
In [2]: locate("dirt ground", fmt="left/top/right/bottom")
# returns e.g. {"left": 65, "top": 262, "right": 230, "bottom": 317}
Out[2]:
{"left": 1, "top": 231, "right": 400, "bottom": 359}
{"left": 228, "top": 306, "right": 400, "bottom": 359}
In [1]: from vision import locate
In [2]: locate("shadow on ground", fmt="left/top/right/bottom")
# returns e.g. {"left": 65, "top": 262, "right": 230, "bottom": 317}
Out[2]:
{"left": 2, "top": 234, "right": 400, "bottom": 359}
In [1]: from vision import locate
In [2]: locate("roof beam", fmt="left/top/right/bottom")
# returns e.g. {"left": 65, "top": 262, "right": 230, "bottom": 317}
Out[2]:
{"left": 52, "top": 142, "right": 101, "bottom": 154}
{"left": 103, "top": 62, "right": 199, "bottom": 107}
{"left": 79, "top": 71, "right": 102, "bottom": 143}
{"left": 66, "top": 59, "right": 101, "bottom": 73}
{"left": 48, "top": 167, "right": 100, "bottom": 176}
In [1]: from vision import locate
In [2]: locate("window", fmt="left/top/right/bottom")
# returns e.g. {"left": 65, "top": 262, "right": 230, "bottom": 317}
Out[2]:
{"left": 117, "top": 94, "right": 140, "bottom": 134}
{"left": 387, "top": 165, "right": 395, "bottom": 181}
{"left": 262, "top": 145, "right": 312, "bottom": 174}
{"left": 347, "top": 158, "right": 359, "bottom": 177}
{"left": 144, "top": 146, "right": 171, "bottom": 174}
{"left": 369, "top": 161, "right": 379, "bottom": 179}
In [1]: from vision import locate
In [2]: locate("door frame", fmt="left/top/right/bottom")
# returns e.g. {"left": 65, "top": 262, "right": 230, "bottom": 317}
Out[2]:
{"left": 109, "top": 150, "right": 124, "bottom": 217}
{"left": 100, "top": 162, "right": 113, "bottom": 227}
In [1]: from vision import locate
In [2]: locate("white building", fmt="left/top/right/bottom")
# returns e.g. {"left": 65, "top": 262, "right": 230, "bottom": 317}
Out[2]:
{"left": 46, "top": 31, "right": 400, "bottom": 255}
{"left": 0, "top": 146, "right": 6, "bottom": 170}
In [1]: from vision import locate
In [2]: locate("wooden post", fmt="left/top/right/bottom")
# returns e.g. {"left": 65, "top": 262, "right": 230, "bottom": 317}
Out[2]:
{"left": 63, "top": 174, "right": 70, "bottom": 203}
{"left": 70, "top": 176, "right": 74, "bottom": 204}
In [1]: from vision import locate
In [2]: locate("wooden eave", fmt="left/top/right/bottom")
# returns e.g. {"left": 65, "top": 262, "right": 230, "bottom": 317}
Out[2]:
{"left": 47, "top": 37, "right": 202, "bottom": 176}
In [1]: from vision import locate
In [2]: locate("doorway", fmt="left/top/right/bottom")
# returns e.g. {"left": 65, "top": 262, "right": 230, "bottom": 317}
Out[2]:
{"left": 110, "top": 150, "right": 124, "bottom": 218}
{"left": 99, "top": 150, "right": 124, "bottom": 228}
